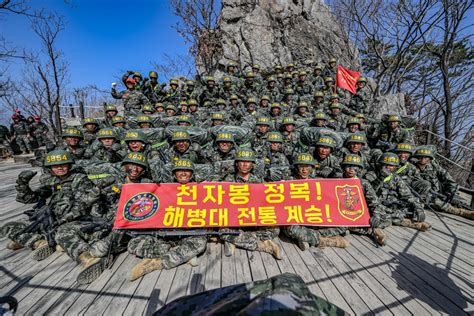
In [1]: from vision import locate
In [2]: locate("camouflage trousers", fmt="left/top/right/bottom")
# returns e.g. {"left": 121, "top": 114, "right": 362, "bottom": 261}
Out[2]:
{"left": 1, "top": 139, "right": 13, "bottom": 155}
{"left": 283, "top": 226, "right": 347, "bottom": 247}
{"left": 381, "top": 206, "right": 408, "bottom": 226}
{"left": 0, "top": 220, "right": 43, "bottom": 248}
{"left": 15, "top": 135, "right": 32, "bottom": 152}
{"left": 55, "top": 221, "right": 114, "bottom": 262}
{"left": 33, "top": 133, "right": 49, "bottom": 147}
{"left": 219, "top": 227, "right": 280, "bottom": 251}
{"left": 127, "top": 235, "right": 207, "bottom": 270}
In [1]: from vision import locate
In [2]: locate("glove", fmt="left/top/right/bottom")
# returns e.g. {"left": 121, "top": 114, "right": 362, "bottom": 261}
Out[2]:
{"left": 110, "top": 143, "right": 123, "bottom": 152}
{"left": 111, "top": 82, "right": 117, "bottom": 88}
{"left": 17, "top": 170, "right": 37, "bottom": 185}
{"left": 318, "top": 168, "right": 332, "bottom": 178}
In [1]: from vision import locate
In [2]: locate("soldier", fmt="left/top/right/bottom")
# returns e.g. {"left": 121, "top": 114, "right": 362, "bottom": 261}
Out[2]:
{"left": 82, "top": 118, "right": 100, "bottom": 147}
{"left": 263, "top": 132, "right": 289, "bottom": 168}
{"left": 251, "top": 63, "right": 264, "bottom": 86}
{"left": 165, "top": 104, "right": 177, "bottom": 117}
{"left": 121, "top": 71, "right": 143, "bottom": 90}
{"left": 142, "top": 105, "right": 155, "bottom": 115}
{"left": 311, "top": 111, "right": 328, "bottom": 128}
{"left": 128, "top": 159, "right": 207, "bottom": 281}
{"left": 253, "top": 117, "right": 272, "bottom": 158}
{"left": 392, "top": 143, "right": 420, "bottom": 186}
{"left": 219, "top": 76, "right": 238, "bottom": 100}
{"left": 0, "top": 124, "right": 13, "bottom": 156}
{"left": 312, "top": 135, "right": 342, "bottom": 178}
{"left": 203, "top": 132, "right": 237, "bottom": 163}
{"left": 364, "top": 153, "right": 431, "bottom": 231}
{"left": 342, "top": 154, "right": 387, "bottom": 246}
{"left": 261, "top": 76, "right": 281, "bottom": 101}
{"left": 56, "top": 152, "right": 152, "bottom": 284}
{"left": 60, "top": 127, "right": 87, "bottom": 160}
{"left": 199, "top": 76, "right": 220, "bottom": 106}
{"left": 111, "top": 116, "right": 128, "bottom": 130}
{"left": 310, "top": 64, "right": 325, "bottom": 91}
{"left": 181, "top": 79, "right": 199, "bottom": 100}
{"left": 10, "top": 114, "right": 32, "bottom": 154}
{"left": 293, "top": 101, "right": 311, "bottom": 123}
{"left": 411, "top": 147, "right": 473, "bottom": 219}
{"left": 136, "top": 115, "right": 154, "bottom": 129}
{"left": 338, "top": 133, "right": 373, "bottom": 176}
{"left": 327, "top": 103, "right": 346, "bottom": 131}
{"left": 323, "top": 57, "right": 337, "bottom": 80}
{"left": 0, "top": 150, "right": 100, "bottom": 261}
{"left": 176, "top": 115, "right": 193, "bottom": 127}
{"left": 165, "top": 130, "right": 204, "bottom": 164}
{"left": 239, "top": 71, "right": 260, "bottom": 100}
{"left": 111, "top": 78, "right": 150, "bottom": 115}
{"left": 294, "top": 71, "right": 313, "bottom": 98}
{"left": 225, "top": 60, "right": 242, "bottom": 84}
{"left": 84, "top": 128, "right": 125, "bottom": 162}
{"left": 143, "top": 71, "right": 164, "bottom": 102}
{"left": 161, "top": 79, "right": 181, "bottom": 104}
{"left": 283, "top": 153, "right": 349, "bottom": 250}
{"left": 221, "top": 149, "right": 282, "bottom": 259}
{"left": 31, "top": 116, "right": 49, "bottom": 147}
{"left": 280, "top": 117, "right": 303, "bottom": 161}
{"left": 322, "top": 77, "right": 336, "bottom": 99}
{"left": 373, "top": 115, "right": 412, "bottom": 151}
{"left": 102, "top": 105, "right": 119, "bottom": 128}
{"left": 257, "top": 95, "right": 271, "bottom": 115}
{"left": 311, "top": 91, "right": 326, "bottom": 112}
{"left": 345, "top": 117, "right": 363, "bottom": 134}
{"left": 350, "top": 77, "right": 373, "bottom": 114}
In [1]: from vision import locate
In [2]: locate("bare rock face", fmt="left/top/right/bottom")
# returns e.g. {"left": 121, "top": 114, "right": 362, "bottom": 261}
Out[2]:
{"left": 196, "top": 0, "right": 360, "bottom": 74}
{"left": 373, "top": 93, "right": 407, "bottom": 119}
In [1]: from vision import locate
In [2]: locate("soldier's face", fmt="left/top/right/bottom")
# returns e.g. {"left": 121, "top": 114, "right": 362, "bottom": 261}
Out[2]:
{"left": 299, "top": 75, "right": 306, "bottom": 82}
{"left": 314, "top": 96, "right": 323, "bottom": 103}
{"left": 64, "top": 137, "right": 79, "bottom": 146}
{"left": 224, "top": 81, "right": 231, "bottom": 87}
{"left": 348, "top": 124, "right": 360, "bottom": 132}
{"left": 261, "top": 100, "right": 269, "bottom": 107}
{"left": 174, "top": 170, "right": 193, "bottom": 184}
{"left": 271, "top": 108, "right": 280, "bottom": 116}
{"left": 143, "top": 111, "right": 153, "bottom": 115}
{"left": 212, "top": 120, "right": 224, "bottom": 126}
{"left": 316, "top": 146, "right": 331, "bottom": 159}
{"left": 297, "top": 165, "right": 312, "bottom": 179}
{"left": 237, "top": 161, "right": 253, "bottom": 174}
{"left": 114, "top": 122, "right": 125, "bottom": 128}
{"left": 258, "top": 125, "right": 269, "bottom": 134}
{"left": 151, "top": 77, "right": 158, "bottom": 84}
{"left": 106, "top": 111, "right": 117, "bottom": 118}
{"left": 314, "top": 119, "right": 325, "bottom": 127}
{"left": 389, "top": 121, "right": 399, "bottom": 129}
{"left": 187, "top": 84, "right": 194, "bottom": 90}
{"left": 126, "top": 83, "right": 134, "bottom": 89}
{"left": 100, "top": 138, "right": 115, "bottom": 148}
{"left": 398, "top": 152, "right": 410, "bottom": 162}
{"left": 84, "top": 124, "right": 97, "bottom": 132}
{"left": 189, "top": 105, "right": 197, "bottom": 112}
{"left": 155, "top": 107, "right": 164, "bottom": 113}
{"left": 331, "top": 108, "right": 340, "bottom": 115}
{"left": 133, "top": 76, "right": 141, "bottom": 83}
{"left": 207, "top": 81, "right": 215, "bottom": 88}
{"left": 171, "top": 84, "right": 178, "bottom": 90}
{"left": 270, "top": 142, "right": 281, "bottom": 152}
{"left": 330, "top": 62, "right": 336, "bottom": 68}
{"left": 252, "top": 68, "right": 259, "bottom": 74}
{"left": 180, "top": 106, "right": 188, "bottom": 112}
{"left": 298, "top": 107, "right": 307, "bottom": 114}
{"left": 175, "top": 140, "right": 190, "bottom": 152}
{"left": 128, "top": 141, "right": 144, "bottom": 152}
{"left": 218, "top": 141, "right": 233, "bottom": 153}
{"left": 228, "top": 66, "right": 235, "bottom": 73}
{"left": 284, "top": 124, "right": 295, "bottom": 132}
{"left": 178, "top": 122, "right": 191, "bottom": 127}
{"left": 383, "top": 165, "right": 397, "bottom": 173}
{"left": 314, "top": 69, "right": 322, "bottom": 76}
{"left": 268, "top": 81, "right": 276, "bottom": 88}
{"left": 343, "top": 166, "right": 359, "bottom": 178}
{"left": 357, "top": 82, "right": 365, "bottom": 89}
{"left": 139, "top": 123, "right": 151, "bottom": 129}
{"left": 418, "top": 157, "right": 431, "bottom": 166}
{"left": 51, "top": 164, "right": 71, "bottom": 177}
{"left": 348, "top": 142, "right": 363, "bottom": 152}
{"left": 124, "top": 163, "right": 144, "bottom": 180}
{"left": 166, "top": 110, "right": 175, "bottom": 117}
{"left": 248, "top": 104, "right": 256, "bottom": 112}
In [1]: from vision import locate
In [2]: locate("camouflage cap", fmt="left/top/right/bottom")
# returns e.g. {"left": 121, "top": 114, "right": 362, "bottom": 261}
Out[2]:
{"left": 170, "top": 79, "right": 179, "bottom": 85}
{"left": 293, "top": 153, "right": 315, "bottom": 166}
{"left": 105, "top": 104, "right": 118, "bottom": 112}
{"left": 315, "top": 135, "right": 336, "bottom": 149}
{"left": 216, "top": 98, "right": 226, "bottom": 105}
{"left": 124, "top": 130, "right": 147, "bottom": 143}
{"left": 230, "top": 94, "right": 239, "bottom": 100}
{"left": 355, "top": 113, "right": 365, "bottom": 119}
{"left": 122, "top": 152, "right": 149, "bottom": 168}
{"left": 235, "top": 149, "right": 256, "bottom": 162}
{"left": 177, "top": 115, "right": 192, "bottom": 124}
{"left": 256, "top": 117, "right": 271, "bottom": 126}
{"left": 329, "top": 102, "right": 342, "bottom": 109}
{"left": 206, "top": 76, "right": 215, "bottom": 82}
{"left": 357, "top": 77, "right": 367, "bottom": 83}
{"left": 83, "top": 117, "right": 98, "bottom": 126}
{"left": 270, "top": 103, "right": 281, "bottom": 109}
{"left": 267, "top": 132, "right": 283, "bottom": 143}
{"left": 137, "top": 115, "right": 153, "bottom": 125}
{"left": 227, "top": 60, "right": 237, "bottom": 67}
{"left": 186, "top": 80, "right": 195, "bottom": 86}
{"left": 282, "top": 117, "right": 295, "bottom": 125}
{"left": 314, "top": 64, "right": 323, "bottom": 71}
{"left": 172, "top": 158, "right": 194, "bottom": 172}
{"left": 284, "top": 88, "right": 295, "bottom": 95}
{"left": 314, "top": 90, "right": 324, "bottom": 98}
{"left": 345, "top": 133, "right": 366, "bottom": 145}
{"left": 386, "top": 114, "right": 401, "bottom": 122}
{"left": 149, "top": 71, "right": 158, "bottom": 78}
{"left": 247, "top": 97, "right": 257, "bottom": 105}
{"left": 142, "top": 105, "right": 154, "bottom": 113}
{"left": 314, "top": 111, "right": 328, "bottom": 120}
{"left": 252, "top": 64, "right": 260, "bottom": 69}
{"left": 284, "top": 73, "right": 293, "bottom": 80}
{"left": 341, "top": 154, "right": 364, "bottom": 167}
{"left": 346, "top": 117, "right": 361, "bottom": 126}
{"left": 44, "top": 149, "right": 74, "bottom": 167}
{"left": 245, "top": 71, "right": 255, "bottom": 78}
{"left": 329, "top": 94, "right": 340, "bottom": 100}
{"left": 260, "top": 95, "right": 270, "bottom": 101}
{"left": 298, "top": 71, "right": 307, "bottom": 76}
{"left": 211, "top": 112, "right": 225, "bottom": 121}
{"left": 413, "top": 146, "right": 435, "bottom": 158}
{"left": 112, "top": 116, "right": 126, "bottom": 124}
{"left": 179, "top": 100, "right": 188, "bottom": 106}
{"left": 267, "top": 76, "right": 276, "bottom": 82}
{"left": 393, "top": 143, "right": 415, "bottom": 154}
{"left": 166, "top": 104, "right": 177, "bottom": 112}
{"left": 154, "top": 102, "right": 164, "bottom": 109}
{"left": 223, "top": 76, "right": 232, "bottom": 83}
{"left": 287, "top": 63, "right": 295, "bottom": 68}
{"left": 297, "top": 101, "right": 309, "bottom": 109}
{"left": 275, "top": 65, "right": 283, "bottom": 70}
{"left": 62, "top": 127, "right": 83, "bottom": 139}
{"left": 216, "top": 132, "right": 235, "bottom": 143}
{"left": 172, "top": 130, "right": 191, "bottom": 142}
{"left": 188, "top": 99, "right": 198, "bottom": 106}
{"left": 97, "top": 128, "right": 117, "bottom": 140}
{"left": 329, "top": 58, "right": 337, "bottom": 63}
{"left": 379, "top": 152, "right": 400, "bottom": 166}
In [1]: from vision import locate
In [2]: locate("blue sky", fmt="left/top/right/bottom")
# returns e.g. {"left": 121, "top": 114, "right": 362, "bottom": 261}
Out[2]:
{"left": 1, "top": 0, "right": 191, "bottom": 90}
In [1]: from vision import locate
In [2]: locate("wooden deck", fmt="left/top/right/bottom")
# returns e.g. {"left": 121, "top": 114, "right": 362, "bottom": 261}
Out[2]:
{"left": 0, "top": 160, "right": 472, "bottom": 315}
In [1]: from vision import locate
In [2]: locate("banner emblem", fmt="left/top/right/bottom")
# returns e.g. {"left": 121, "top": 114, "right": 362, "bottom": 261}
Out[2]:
{"left": 335, "top": 185, "right": 365, "bottom": 221}
{"left": 123, "top": 192, "right": 159, "bottom": 222}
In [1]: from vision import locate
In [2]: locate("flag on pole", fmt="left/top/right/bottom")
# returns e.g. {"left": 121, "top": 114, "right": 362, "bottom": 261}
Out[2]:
{"left": 336, "top": 65, "right": 361, "bottom": 95}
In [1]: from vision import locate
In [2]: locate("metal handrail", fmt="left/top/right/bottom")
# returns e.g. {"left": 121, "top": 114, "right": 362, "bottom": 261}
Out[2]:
{"left": 435, "top": 153, "right": 473, "bottom": 174}
{"left": 417, "top": 129, "right": 474, "bottom": 152}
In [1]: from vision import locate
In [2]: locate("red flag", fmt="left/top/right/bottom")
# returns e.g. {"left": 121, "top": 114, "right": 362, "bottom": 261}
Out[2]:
{"left": 336, "top": 65, "right": 361, "bottom": 94}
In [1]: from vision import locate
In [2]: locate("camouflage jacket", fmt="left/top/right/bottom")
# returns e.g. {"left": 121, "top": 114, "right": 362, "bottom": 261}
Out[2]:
{"left": 416, "top": 161, "right": 457, "bottom": 195}
{"left": 223, "top": 172, "right": 263, "bottom": 183}
{"left": 313, "top": 154, "right": 342, "bottom": 178}
{"left": 395, "top": 161, "right": 420, "bottom": 187}
{"left": 10, "top": 121, "right": 30, "bottom": 136}
{"left": 111, "top": 88, "right": 150, "bottom": 112}
{"left": 263, "top": 150, "right": 289, "bottom": 168}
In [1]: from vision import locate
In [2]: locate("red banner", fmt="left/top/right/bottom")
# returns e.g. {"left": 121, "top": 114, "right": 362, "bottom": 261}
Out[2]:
{"left": 113, "top": 179, "right": 370, "bottom": 230}
{"left": 336, "top": 65, "right": 361, "bottom": 94}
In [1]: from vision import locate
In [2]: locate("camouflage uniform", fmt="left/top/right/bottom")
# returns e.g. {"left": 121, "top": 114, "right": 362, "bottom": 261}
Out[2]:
{"left": 373, "top": 115, "right": 412, "bottom": 150}
{"left": 10, "top": 119, "right": 32, "bottom": 153}
{"left": 81, "top": 118, "right": 100, "bottom": 147}
{"left": 350, "top": 77, "right": 373, "bottom": 114}
{"left": 31, "top": 119, "right": 49, "bottom": 146}
{"left": 0, "top": 124, "right": 13, "bottom": 155}
{"left": 262, "top": 132, "right": 289, "bottom": 168}
{"left": 164, "top": 131, "right": 204, "bottom": 164}
{"left": 84, "top": 128, "right": 126, "bottom": 163}
{"left": 202, "top": 132, "right": 237, "bottom": 163}
{"left": 111, "top": 87, "right": 150, "bottom": 115}
{"left": 312, "top": 136, "right": 342, "bottom": 178}
{"left": 59, "top": 127, "right": 87, "bottom": 160}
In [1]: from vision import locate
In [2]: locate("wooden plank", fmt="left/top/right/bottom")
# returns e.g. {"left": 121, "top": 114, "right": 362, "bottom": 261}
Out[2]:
{"left": 166, "top": 260, "right": 194, "bottom": 303}
{"left": 259, "top": 247, "right": 281, "bottom": 278}
{"left": 203, "top": 242, "right": 222, "bottom": 290}
{"left": 234, "top": 248, "right": 252, "bottom": 284}
{"left": 220, "top": 242, "right": 238, "bottom": 288}
{"left": 273, "top": 238, "right": 297, "bottom": 274}
{"left": 122, "top": 270, "right": 162, "bottom": 316}
{"left": 247, "top": 249, "right": 268, "bottom": 281}
{"left": 343, "top": 235, "right": 422, "bottom": 315}
{"left": 186, "top": 244, "right": 209, "bottom": 296}
{"left": 353, "top": 234, "right": 461, "bottom": 314}
{"left": 142, "top": 262, "right": 177, "bottom": 314}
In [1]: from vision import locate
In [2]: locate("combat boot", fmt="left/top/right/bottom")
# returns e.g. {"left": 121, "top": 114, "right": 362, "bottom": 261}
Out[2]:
{"left": 256, "top": 240, "right": 282, "bottom": 260}
{"left": 319, "top": 236, "right": 349, "bottom": 248}
{"left": 400, "top": 219, "right": 431, "bottom": 231}
{"left": 224, "top": 241, "right": 235, "bottom": 257}
{"left": 445, "top": 206, "right": 474, "bottom": 220}
{"left": 297, "top": 240, "right": 309, "bottom": 251}
{"left": 31, "top": 242, "right": 55, "bottom": 261}
{"left": 130, "top": 258, "right": 164, "bottom": 281}
{"left": 7, "top": 240, "right": 23, "bottom": 250}
{"left": 77, "top": 257, "right": 107, "bottom": 285}
{"left": 78, "top": 252, "right": 101, "bottom": 269}
{"left": 372, "top": 228, "right": 387, "bottom": 246}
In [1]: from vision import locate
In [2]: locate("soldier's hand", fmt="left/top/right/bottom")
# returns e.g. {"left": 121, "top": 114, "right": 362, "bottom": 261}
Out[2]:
{"left": 319, "top": 168, "right": 332, "bottom": 178}
{"left": 111, "top": 82, "right": 117, "bottom": 88}
{"left": 17, "top": 170, "right": 37, "bottom": 184}
{"left": 110, "top": 143, "right": 122, "bottom": 152}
